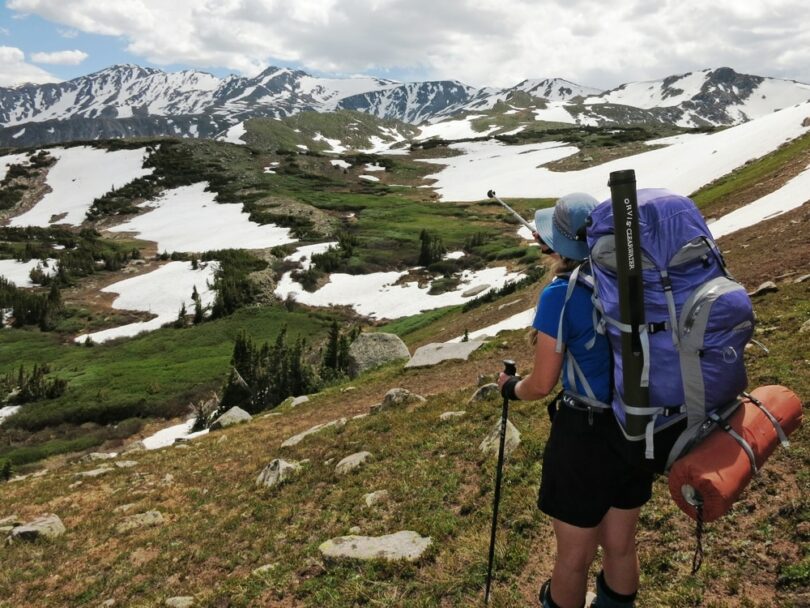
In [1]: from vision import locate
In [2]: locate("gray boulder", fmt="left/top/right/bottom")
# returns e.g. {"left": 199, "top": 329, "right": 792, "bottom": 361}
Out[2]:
{"left": 165, "top": 598, "right": 195, "bottom": 608}
{"left": 116, "top": 510, "right": 164, "bottom": 534}
{"left": 336, "top": 451, "right": 372, "bottom": 475}
{"left": 10, "top": 514, "right": 65, "bottom": 541}
{"left": 348, "top": 333, "right": 410, "bottom": 377}
{"left": 480, "top": 419, "right": 521, "bottom": 458}
{"left": 319, "top": 531, "right": 432, "bottom": 562}
{"left": 291, "top": 395, "right": 310, "bottom": 407}
{"left": 210, "top": 406, "right": 251, "bottom": 430}
{"left": 374, "top": 388, "right": 426, "bottom": 414}
{"left": 405, "top": 341, "right": 485, "bottom": 368}
{"left": 256, "top": 459, "right": 301, "bottom": 488}
{"left": 468, "top": 383, "right": 500, "bottom": 403}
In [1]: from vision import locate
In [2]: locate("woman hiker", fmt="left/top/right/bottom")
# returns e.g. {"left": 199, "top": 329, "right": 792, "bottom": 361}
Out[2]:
{"left": 497, "top": 193, "right": 650, "bottom": 608}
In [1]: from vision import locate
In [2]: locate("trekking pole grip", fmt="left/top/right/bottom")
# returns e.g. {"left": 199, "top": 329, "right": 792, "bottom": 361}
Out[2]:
{"left": 503, "top": 359, "right": 516, "bottom": 377}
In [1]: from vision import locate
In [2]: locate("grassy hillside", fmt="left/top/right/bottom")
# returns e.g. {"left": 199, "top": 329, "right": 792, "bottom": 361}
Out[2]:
{"left": 0, "top": 273, "right": 806, "bottom": 607}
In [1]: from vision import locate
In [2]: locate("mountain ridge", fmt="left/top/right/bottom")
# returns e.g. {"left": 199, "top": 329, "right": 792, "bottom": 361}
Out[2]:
{"left": 1, "top": 65, "right": 809, "bottom": 148}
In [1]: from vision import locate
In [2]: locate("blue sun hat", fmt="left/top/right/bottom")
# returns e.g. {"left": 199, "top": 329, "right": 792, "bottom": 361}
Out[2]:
{"left": 534, "top": 192, "right": 599, "bottom": 260}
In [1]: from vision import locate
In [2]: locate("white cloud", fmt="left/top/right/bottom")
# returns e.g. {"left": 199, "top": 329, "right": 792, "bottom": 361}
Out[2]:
{"left": 6, "top": 0, "right": 810, "bottom": 89}
{"left": 57, "top": 28, "right": 79, "bottom": 39}
{"left": 0, "top": 46, "right": 59, "bottom": 86}
{"left": 30, "top": 49, "right": 88, "bottom": 65}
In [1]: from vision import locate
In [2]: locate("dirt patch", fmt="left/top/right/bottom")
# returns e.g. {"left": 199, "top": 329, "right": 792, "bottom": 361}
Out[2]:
{"left": 719, "top": 201, "right": 810, "bottom": 289}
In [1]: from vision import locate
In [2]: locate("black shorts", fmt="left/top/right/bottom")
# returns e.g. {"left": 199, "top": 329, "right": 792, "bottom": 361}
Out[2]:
{"left": 538, "top": 403, "right": 654, "bottom": 528}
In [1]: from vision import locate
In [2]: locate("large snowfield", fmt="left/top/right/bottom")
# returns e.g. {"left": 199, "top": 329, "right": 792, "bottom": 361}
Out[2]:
{"left": 108, "top": 182, "right": 296, "bottom": 252}
{"left": 422, "top": 101, "right": 810, "bottom": 205}
{"left": 9, "top": 147, "right": 153, "bottom": 227}
{"left": 74, "top": 261, "right": 218, "bottom": 344}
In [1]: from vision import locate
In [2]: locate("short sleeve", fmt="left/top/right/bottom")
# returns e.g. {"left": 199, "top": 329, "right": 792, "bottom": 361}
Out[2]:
{"left": 532, "top": 281, "right": 566, "bottom": 340}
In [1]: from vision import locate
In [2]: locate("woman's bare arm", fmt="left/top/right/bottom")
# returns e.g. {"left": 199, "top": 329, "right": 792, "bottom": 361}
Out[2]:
{"left": 498, "top": 331, "right": 564, "bottom": 400}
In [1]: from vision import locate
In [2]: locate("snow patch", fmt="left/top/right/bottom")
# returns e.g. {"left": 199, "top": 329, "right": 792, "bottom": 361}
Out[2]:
{"left": 0, "top": 258, "right": 57, "bottom": 287}
{"left": 448, "top": 307, "right": 536, "bottom": 343}
{"left": 359, "top": 175, "right": 380, "bottom": 182}
{"left": 284, "top": 242, "right": 338, "bottom": 271}
{"left": 330, "top": 159, "right": 352, "bottom": 169}
{"left": 142, "top": 419, "right": 209, "bottom": 450}
{"left": 10, "top": 147, "right": 153, "bottom": 227}
{"left": 220, "top": 122, "right": 247, "bottom": 145}
{"left": 108, "top": 183, "right": 296, "bottom": 252}
{"left": 275, "top": 266, "right": 523, "bottom": 320}
{"left": 74, "top": 261, "right": 218, "bottom": 344}
{"left": 0, "top": 405, "right": 21, "bottom": 425}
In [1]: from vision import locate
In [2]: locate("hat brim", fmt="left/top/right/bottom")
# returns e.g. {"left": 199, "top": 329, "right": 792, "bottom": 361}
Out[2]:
{"left": 534, "top": 207, "right": 589, "bottom": 260}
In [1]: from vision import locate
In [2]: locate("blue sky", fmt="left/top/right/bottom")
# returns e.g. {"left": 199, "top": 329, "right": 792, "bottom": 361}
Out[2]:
{"left": 1, "top": 1, "right": 808, "bottom": 90}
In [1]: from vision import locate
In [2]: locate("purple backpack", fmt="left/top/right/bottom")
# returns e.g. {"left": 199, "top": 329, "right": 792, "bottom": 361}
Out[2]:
{"left": 587, "top": 189, "right": 755, "bottom": 468}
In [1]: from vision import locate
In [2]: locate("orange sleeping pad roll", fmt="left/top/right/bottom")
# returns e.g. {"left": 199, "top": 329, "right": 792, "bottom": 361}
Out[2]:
{"left": 668, "top": 385, "right": 803, "bottom": 523}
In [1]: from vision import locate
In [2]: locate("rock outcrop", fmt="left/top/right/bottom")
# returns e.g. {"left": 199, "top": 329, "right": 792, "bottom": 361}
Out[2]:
{"left": 319, "top": 531, "right": 432, "bottom": 562}
{"left": 336, "top": 451, "right": 372, "bottom": 475}
{"left": 480, "top": 419, "right": 521, "bottom": 458}
{"left": 256, "top": 459, "right": 301, "bottom": 488}
{"left": 348, "top": 333, "right": 410, "bottom": 377}
{"left": 210, "top": 406, "right": 252, "bottom": 430}
{"left": 9, "top": 513, "right": 66, "bottom": 541}
{"left": 372, "top": 388, "right": 426, "bottom": 414}
{"left": 405, "top": 341, "right": 485, "bottom": 368}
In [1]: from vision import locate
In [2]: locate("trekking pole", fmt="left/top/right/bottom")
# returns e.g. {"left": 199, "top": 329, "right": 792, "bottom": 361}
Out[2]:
{"left": 484, "top": 359, "right": 517, "bottom": 605}
{"left": 607, "top": 170, "right": 649, "bottom": 438}
{"left": 487, "top": 190, "right": 535, "bottom": 232}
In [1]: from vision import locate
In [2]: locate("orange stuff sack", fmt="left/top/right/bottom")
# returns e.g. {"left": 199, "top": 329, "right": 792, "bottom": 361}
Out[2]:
{"left": 668, "top": 385, "right": 802, "bottom": 522}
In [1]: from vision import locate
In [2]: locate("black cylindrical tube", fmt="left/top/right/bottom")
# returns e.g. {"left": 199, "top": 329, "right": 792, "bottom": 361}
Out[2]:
{"left": 608, "top": 169, "right": 649, "bottom": 436}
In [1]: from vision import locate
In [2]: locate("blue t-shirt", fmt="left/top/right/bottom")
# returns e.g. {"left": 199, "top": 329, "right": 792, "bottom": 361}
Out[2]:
{"left": 533, "top": 277, "right": 611, "bottom": 402}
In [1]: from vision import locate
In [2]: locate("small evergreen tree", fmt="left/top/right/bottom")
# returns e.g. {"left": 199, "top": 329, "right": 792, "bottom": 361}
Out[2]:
{"left": 193, "top": 297, "right": 204, "bottom": 325}
{"left": 0, "top": 459, "right": 11, "bottom": 482}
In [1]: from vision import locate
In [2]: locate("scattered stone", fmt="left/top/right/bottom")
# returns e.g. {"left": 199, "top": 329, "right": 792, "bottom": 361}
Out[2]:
{"left": 319, "top": 531, "right": 432, "bottom": 562}
{"left": 83, "top": 452, "right": 118, "bottom": 462}
{"left": 10, "top": 514, "right": 66, "bottom": 541}
{"left": 162, "top": 474, "right": 175, "bottom": 486}
{"left": 803, "top": 116, "right": 810, "bottom": 128}
{"left": 256, "top": 459, "right": 301, "bottom": 489}
{"left": 794, "top": 273, "right": 810, "bottom": 284}
{"left": 349, "top": 526, "right": 362, "bottom": 535}
{"left": 116, "top": 511, "right": 164, "bottom": 534}
{"left": 216, "top": 435, "right": 228, "bottom": 444}
{"left": 440, "top": 411, "right": 467, "bottom": 422}
{"left": 262, "top": 412, "right": 282, "bottom": 419}
{"left": 747, "top": 281, "right": 778, "bottom": 297}
{"left": 800, "top": 319, "right": 810, "bottom": 334}
{"left": 468, "top": 383, "right": 499, "bottom": 403}
{"left": 336, "top": 451, "right": 372, "bottom": 475}
{"left": 68, "top": 481, "right": 83, "bottom": 490}
{"left": 479, "top": 419, "right": 521, "bottom": 458}
{"left": 76, "top": 466, "right": 114, "bottom": 478}
{"left": 101, "top": 600, "right": 116, "bottom": 607}
{"left": 352, "top": 413, "right": 369, "bottom": 420}
{"left": 210, "top": 406, "right": 252, "bottom": 430}
{"left": 113, "top": 504, "right": 138, "bottom": 514}
{"left": 281, "top": 418, "right": 347, "bottom": 448}
{"left": 375, "top": 388, "right": 426, "bottom": 413}
{"left": 405, "top": 341, "right": 485, "bottom": 368}
{"left": 797, "top": 521, "right": 810, "bottom": 539}
{"left": 498, "top": 298, "right": 523, "bottom": 311}
{"left": 174, "top": 444, "right": 190, "bottom": 450}
{"left": 252, "top": 564, "right": 277, "bottom": 575}
{"left": 462, "top": 285, "right": 489, "bottom": 298}
{"left": 324, "top": 458, "right": 335, "bottom": 466}
{"left": 341, "top": 386, "right": 357, "bottom": 393}
{"left": 165, "top": 597, "right": 195, "bottom": 608}
{"left": 115, "top": 460, "right": 138, "bottom": 468}
{"left": 347, "top": 333, "right": 410, "bottom": 377}
{"left": 364, "top": 490, "right": 389, "bottom": 507}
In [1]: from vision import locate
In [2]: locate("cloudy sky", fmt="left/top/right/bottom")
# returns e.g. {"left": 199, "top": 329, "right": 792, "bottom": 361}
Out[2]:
{"left": 1, "top": 0, "right": 808, "bottom": 89}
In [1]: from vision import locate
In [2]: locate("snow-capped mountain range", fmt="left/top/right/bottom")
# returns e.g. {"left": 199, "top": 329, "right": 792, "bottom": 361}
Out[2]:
{"left": 1, "top": 65, "right": 809, "bottom": 148}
